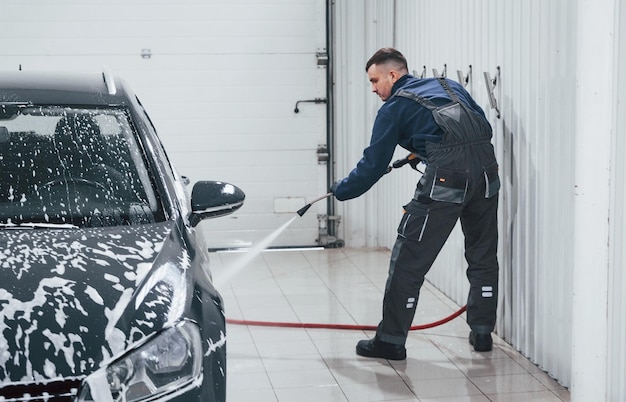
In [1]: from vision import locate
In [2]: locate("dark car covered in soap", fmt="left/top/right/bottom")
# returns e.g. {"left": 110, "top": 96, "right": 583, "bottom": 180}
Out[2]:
{"left": 0, "top": 70, "right": 244, "bottom": 401}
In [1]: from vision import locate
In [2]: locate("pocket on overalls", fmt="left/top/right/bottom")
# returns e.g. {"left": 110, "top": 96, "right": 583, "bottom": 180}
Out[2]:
{"left": 429, "top": 167, "right": 468, "bottom": 204}
{"left": 483, "top": 163, "right": 500, "bottom": 198}
{"left": 397, "top": 203, "right": 429, "bottom": 242}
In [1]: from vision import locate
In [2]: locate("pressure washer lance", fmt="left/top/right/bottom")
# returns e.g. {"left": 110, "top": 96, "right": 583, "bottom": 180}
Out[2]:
{"left": 296, "top": 192, "right": 333, "bottom": 217}
{"left": 297, "top": 154, "right": 422, "bottom": 217}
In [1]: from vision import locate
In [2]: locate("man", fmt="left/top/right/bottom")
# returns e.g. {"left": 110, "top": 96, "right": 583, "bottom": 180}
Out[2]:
{"left": 330, "top": 48, "right": 500, "bottom": 360}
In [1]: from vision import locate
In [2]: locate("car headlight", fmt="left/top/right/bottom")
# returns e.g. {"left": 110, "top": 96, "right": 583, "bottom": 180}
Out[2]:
{"left": 77, "top": 320, "right": 203, "bottom": 402}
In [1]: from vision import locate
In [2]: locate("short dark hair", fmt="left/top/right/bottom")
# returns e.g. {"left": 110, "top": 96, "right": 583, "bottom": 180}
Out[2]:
{"left": 365, "top": 48, "right": 408, "bottom": 72}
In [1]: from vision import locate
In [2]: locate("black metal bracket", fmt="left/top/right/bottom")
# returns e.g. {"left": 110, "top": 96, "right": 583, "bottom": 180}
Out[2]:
{"left": 456, "top": 65, "right": 472, "bottom": 88}
{"left": 483, "top": 66, "right": 501, "bottom": 118}
{"left": 432, "top": 64, "right": 447, "bottom": 78}
{"left": 294, "top": 98, "right": 327, "bottom": 113}
{"left": 412, "top": 66, "right": 427, "bottom": 79}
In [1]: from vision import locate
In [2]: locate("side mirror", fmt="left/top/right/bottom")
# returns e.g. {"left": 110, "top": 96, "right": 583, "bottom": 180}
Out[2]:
{"left": 189, "top": 181, "right": 245, "bottom": 227}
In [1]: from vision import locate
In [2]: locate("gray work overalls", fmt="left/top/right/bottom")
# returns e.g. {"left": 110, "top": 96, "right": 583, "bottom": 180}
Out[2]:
{"left": 377, "top": 78, "right": 500, "bottom": 346}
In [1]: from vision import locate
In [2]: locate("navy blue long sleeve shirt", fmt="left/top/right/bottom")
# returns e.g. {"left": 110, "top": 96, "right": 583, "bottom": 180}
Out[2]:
{"left": 333, "top": 74, "right": 488, "bottom": 201}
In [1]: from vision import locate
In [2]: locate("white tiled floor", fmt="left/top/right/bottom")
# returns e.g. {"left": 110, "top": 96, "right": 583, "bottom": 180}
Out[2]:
{"left": 210, "top": 247, "right": 570, "bottom": 402}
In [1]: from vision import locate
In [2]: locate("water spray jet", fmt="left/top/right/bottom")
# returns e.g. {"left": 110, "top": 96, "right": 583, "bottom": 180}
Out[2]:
{"left": 296, "top": 192, "right": 333, "bottom": 217}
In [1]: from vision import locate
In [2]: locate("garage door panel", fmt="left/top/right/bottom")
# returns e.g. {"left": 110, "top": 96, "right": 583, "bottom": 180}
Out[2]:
{"left": 147, "top": 102, "right": 318, "bottom": 120}
{"left": 220, "top": 179, "right": 318, "bottom": 199}
{"left": 0, "top": 53, "right": 317, "bottom": 77}
{"left": 156, "top": 133, "right": 321, "bottom": 155}
{"left": 137, "top": 84, "right": 322, "bottom": 104}
{"left": 172, "top": 164, "right": 318, "bottom": 194}
{"left": 221, "top": 198, "right": 309, "bottom": 219}
{"left": 156, "top": 118, "right": 321, "bottom": 138}
{"left": 0, "top": 20, "right": 316, "bottom": 40}
{"left": 201, "top": 211, "right": 316, "bottom": 232}
{"left": 0, "top": 56, "right": 120, "bottom": 72}
{"left": 0, "top": 0, "right": 327, "bottom": 248}
{"left": 176, "top": 164, "right": 318, "bottom": 191}
{"left": 159, "top": 131, "right": 320, "bottom": 150}
{"left": 177, "top": 162, "right": 316, "bottom": 182}
{"left": 160, "top": 149, "right": 316, "bottom": 164}
{"left": 0, "top": 36, "right": 319, "bottom": 57}
{"left": 171, "top": 157, "right": 318, "bottom": 184}
{"left": 148, "top": 107, "right": 321, "bottom": 123}
{"left": 133, "top": 71, "right": 316, "bottom": 90}
{"left": 126, "top": 54, "right": 317, "bottom": 75}
{"left": 0, "top": 2, "right": 318, "bottom": 22}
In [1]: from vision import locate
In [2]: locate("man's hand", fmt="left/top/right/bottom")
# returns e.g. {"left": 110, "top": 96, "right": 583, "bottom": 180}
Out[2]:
{"left": 408, "top": 154, "right": 421, "bottom": 170}
{"left": 391, "top": 153, "right": 421, "bottom": 170}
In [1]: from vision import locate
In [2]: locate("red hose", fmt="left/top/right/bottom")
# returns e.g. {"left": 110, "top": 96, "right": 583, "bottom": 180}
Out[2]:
{"left": 226, "top": 304, "right": 466, "bottom": 331}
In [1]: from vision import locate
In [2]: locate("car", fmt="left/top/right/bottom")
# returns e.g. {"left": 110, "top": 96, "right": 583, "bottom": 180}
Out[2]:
{"left": 0, "top": 69, "right": 245, "bottom": 401}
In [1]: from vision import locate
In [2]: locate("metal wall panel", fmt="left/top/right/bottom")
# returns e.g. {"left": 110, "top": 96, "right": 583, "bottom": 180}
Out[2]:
{"left": 333, "top": 0, "right": 396, "bottom": 248}
{"left": 609, "top": 1, "right": 626, "bottom": 399}
{"left": 333, "top": 0, "right": 588, "bottom": 389}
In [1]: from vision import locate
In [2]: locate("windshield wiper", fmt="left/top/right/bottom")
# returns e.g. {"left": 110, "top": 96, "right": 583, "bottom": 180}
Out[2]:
{"left": 0, "top": 222, "right": 79, "bottom": 229}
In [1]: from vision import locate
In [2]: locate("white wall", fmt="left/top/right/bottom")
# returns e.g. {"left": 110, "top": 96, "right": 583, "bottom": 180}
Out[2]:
{"left": 609, "top": 1, "right": 626, "bottom": 400}
{"left": 0, "top": 0, "right": 329, "bottom": 249}
{"left": 333, "top": 0, "right": 626, "bottom": 397}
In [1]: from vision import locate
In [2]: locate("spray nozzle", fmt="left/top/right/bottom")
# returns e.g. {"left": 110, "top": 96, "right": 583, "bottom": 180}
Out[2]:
{"left": 296, "top": 204, "right": 312, "bottom": 217}
{"left": 297, "top": 192, "right": 333, "bottom": 217}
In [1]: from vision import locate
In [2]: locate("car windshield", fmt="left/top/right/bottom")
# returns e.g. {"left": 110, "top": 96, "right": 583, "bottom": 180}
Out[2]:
{"left": 0, "top": 106, "right": 165, "bottom": 227}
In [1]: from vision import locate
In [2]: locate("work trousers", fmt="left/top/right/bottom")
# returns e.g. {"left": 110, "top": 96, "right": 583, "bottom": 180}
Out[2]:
{"left": 376, "top": 145, "right": 500, "bottom": 346}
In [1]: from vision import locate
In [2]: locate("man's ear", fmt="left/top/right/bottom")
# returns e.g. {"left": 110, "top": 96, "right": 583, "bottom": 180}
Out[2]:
{"left": 389, "top": 70, "right": 401, "bottom": 83}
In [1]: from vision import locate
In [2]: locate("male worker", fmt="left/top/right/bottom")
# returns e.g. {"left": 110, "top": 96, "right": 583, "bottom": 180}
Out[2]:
{"left": 330, "top": 48, "right": 500, "bottom": 360}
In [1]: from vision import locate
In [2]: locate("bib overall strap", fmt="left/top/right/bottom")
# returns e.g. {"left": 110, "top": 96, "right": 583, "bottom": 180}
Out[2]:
{"left": 394, "top": 89, "right": 437, "bottom": 110}
{"left": 436, "top": 78, "right": 459, "bottom": 102}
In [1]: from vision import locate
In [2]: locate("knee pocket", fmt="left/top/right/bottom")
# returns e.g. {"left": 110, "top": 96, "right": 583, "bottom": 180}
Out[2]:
{"left": 398, "top": 204, "right": 429, "bottom": 242}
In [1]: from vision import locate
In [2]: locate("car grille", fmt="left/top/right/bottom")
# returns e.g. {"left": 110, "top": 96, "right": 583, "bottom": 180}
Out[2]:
{"left": 0, "top": 378, "right": 82, "bottom": 401}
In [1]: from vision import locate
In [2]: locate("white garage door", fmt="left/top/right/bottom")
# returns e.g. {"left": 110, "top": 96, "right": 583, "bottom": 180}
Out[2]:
{"left": 0, "top": 0, "right": 330, "bottom": 249}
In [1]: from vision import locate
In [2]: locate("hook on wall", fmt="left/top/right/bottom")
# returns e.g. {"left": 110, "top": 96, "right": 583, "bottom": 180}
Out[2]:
{"left": 412, "top": 66, "right": 427, "bottom": 79}
{"left": 483, "top": 66, "right": 501, "bottom": 119}
{"left": 456, "top": 65, "right": 472, "bottom": 88}
{"left": 432, "top": 64, "right": 447, "bottom": 78}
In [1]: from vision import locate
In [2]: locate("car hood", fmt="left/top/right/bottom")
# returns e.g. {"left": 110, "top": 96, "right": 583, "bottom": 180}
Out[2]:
{"left": 0, "top": 221, "right": 192, "bottom": 384}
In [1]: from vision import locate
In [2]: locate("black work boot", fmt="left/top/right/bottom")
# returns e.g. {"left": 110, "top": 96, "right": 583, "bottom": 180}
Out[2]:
{"left": 356, "top": 337, "right": 406, "bottom": 360}
{"left": 469, "top": 331, "right": 493, "bottom": 352}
